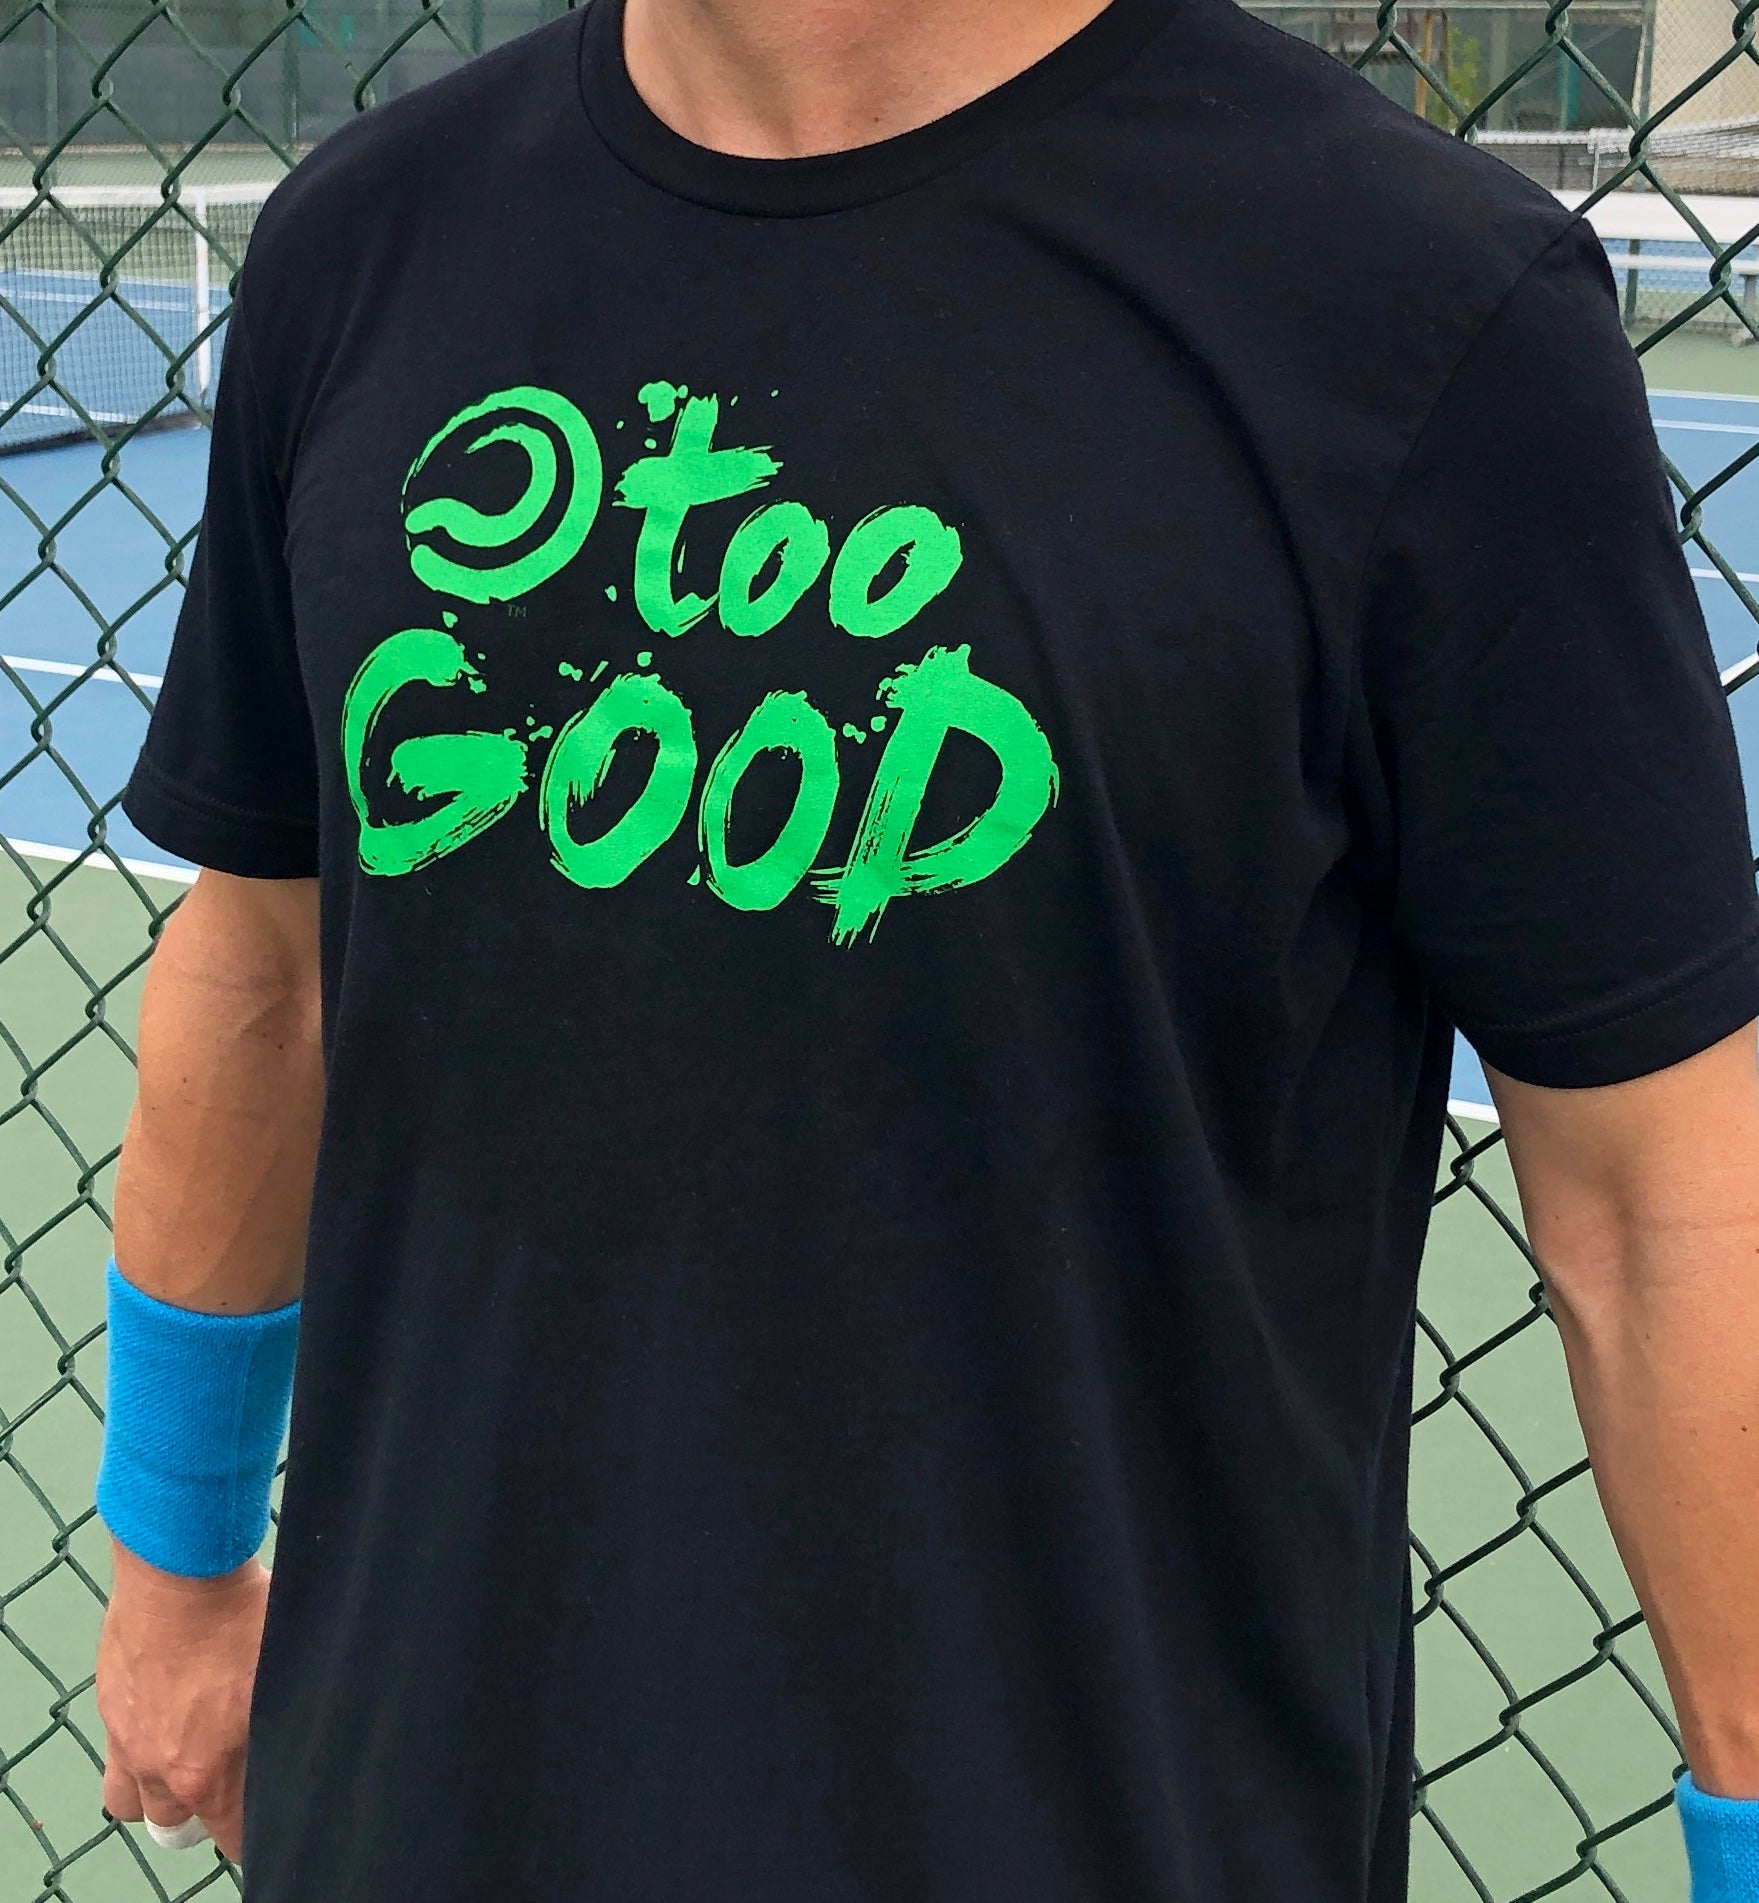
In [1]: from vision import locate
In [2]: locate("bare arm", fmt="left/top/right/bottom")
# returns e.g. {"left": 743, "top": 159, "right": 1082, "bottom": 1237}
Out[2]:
{"left": 97, "top": 869, "right": 323, "bottom": 1863}
{"left": 114, "top": 868, "right": 323, "bottom": 1308}
{"left": 1487, "top": 1021, "right": 1759, "bottom": 1798}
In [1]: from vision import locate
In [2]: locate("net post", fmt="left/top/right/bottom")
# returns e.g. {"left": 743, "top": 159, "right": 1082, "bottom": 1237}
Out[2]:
{"left": 192, "top": 189, "right": 213, "bottom": 403}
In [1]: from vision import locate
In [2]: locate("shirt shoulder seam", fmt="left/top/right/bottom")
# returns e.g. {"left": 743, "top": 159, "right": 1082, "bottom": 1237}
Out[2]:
{"left": 1344, "top": 208, "right": 1590, "bottom": 658}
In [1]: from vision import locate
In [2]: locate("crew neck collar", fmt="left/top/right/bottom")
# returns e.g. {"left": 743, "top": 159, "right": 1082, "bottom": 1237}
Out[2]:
{"left": 577, "top": 0, "right": 1173, "bottom": 217}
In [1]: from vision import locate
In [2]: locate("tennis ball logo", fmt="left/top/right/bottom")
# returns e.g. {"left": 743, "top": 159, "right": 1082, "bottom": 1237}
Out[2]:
{"left": 401, "top": 387, "right": 603, "bottom": 604}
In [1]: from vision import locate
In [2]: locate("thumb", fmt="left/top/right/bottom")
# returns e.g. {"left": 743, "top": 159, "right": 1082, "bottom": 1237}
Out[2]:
{"left": 207, "top": 1795, "right": 244, "bottom": 1866}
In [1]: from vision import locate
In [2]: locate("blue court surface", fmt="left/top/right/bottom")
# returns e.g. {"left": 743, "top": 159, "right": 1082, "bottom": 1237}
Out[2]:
{"left": 0, "top": 263, "right": 225, "bottom": 453}
{"left": 1, "top": 389, "right": 1756, "bottom": 1112}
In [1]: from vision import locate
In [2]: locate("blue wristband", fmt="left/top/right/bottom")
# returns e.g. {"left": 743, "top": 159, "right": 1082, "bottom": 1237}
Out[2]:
{"left": 95, "top": 1258, "right": 300, "bottom": 1578}
{"left": 1678, "top": 1773, "right": 1759, "bottom": 1902}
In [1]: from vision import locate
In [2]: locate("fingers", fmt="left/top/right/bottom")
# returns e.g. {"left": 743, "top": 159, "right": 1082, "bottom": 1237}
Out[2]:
{"left": 105, "top": 1756, "right": 230, "bottom": 1861}
{"left": 135, "top": 1773, "right": 197, "bottom": 1835}
{"left": 146, "top": 1816, "right": 213, "bottom": 1852}
{"left": 206, "top": 1797, "right": 244, "bottom": 1866}
{"left": 102, "top": 1758, "right": 144, "bottom": 1823}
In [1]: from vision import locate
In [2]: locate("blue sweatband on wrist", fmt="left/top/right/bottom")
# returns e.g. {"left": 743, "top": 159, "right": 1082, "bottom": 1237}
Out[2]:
{"left": 1678, "top": 1773, "right": 1759, "bottom": 1902}
{"left": 95, "top": 1258, "right": 300, "bottom": 1579}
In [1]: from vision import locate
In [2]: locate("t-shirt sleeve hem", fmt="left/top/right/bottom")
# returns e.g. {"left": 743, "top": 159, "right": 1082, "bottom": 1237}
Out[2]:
{"left": 1461, "top": 913, "right": 1759, "bottom": 1089}
{"left": 121, "top": 759, "right": 320, "bottom": 880}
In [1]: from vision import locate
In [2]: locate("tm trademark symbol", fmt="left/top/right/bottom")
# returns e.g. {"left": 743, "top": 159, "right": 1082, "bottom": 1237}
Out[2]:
{"left": 506, "top": 603, "right": 528, "bottom": 619}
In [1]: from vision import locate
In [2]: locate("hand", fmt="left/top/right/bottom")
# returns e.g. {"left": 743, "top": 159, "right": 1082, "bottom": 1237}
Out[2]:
{"left": 95, "top": 1539, "right": 271, "bottom": 1866}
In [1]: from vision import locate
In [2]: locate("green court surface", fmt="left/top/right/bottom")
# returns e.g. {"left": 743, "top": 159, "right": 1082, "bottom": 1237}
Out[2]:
{"left": 0, "top": 845, "right": 1691, "bottom": 1902}
{"left": 0, "top": 850, "right": 225, "bottom": 1903}
{"left": 0, "top": 147, "right": 290, "bottom": 191}
{"left": 1411, "top": 1127, "right": 1687, "bottom": 1901}
{"left": 1639, "top": 330, "right": 1759, "bottom": 399}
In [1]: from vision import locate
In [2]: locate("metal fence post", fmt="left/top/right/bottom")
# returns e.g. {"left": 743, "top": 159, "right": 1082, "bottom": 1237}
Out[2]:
{"left": 192, "top": 190, "right": 214, "bottom": 402}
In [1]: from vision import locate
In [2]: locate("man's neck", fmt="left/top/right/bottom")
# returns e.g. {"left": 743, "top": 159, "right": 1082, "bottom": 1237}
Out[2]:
{"left": 621, "top": 0, "right": 1115, "bottom": 159}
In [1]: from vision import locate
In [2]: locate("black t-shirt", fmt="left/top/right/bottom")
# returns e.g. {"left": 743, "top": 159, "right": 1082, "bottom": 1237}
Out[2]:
{"left": 123, "top": 0, "right": 1759, "bottom": 1896}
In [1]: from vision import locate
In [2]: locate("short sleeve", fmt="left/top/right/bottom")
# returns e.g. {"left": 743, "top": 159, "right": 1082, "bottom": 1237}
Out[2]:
{"left": 1357, "top": 216, "right": 1759, "bottom": 1089}
{"left": 121, "top": 289, "right": 320, "bottom": 878}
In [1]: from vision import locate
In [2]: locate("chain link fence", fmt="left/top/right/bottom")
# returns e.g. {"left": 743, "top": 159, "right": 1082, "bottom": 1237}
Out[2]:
{"left": 0, "top": 1, "right": 1756, "bottom": 1899}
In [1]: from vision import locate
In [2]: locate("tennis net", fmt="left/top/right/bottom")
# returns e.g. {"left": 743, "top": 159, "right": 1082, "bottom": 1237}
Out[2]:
{"left": 1481, "top": 115, "right": 1759, "bottom": 197}
{"left": 0, "top": 184, "right": 271, "bottom": 454}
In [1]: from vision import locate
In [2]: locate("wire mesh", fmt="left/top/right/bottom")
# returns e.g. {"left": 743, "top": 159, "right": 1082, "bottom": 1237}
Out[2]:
{"left": 0, "top": 2, "right": 1756, "bottom": 1900}
{"left": 0, "top": 185, "right": 264, "bottom": 451}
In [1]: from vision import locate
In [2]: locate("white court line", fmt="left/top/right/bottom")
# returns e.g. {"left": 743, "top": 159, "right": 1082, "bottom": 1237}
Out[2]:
{"left": 1649, "top": 388, "right": 1759, "bottom": 406}
{"left": 1690, "top": 567, "right": 1759, "bottom": 583}
{"left": 6, "top": 291, "right": 190, "bottom": 312}
{"left": 8, "top": 400, "right": 134, "bottom": 424}
{"left": 4, "top": 836, "right": 192, "bottom": 884}
{"left": 1655, "top": 418, "right": 1759, "bottom": 435}
{"left": 2, "top": 654, "right": 162, "bottom": 689}
{"left": 1448, "top": 1098, "right": 1499, "bottom": 1125}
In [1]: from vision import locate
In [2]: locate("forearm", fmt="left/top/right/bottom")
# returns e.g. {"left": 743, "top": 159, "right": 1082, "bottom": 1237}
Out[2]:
{"left": 1528, "top": 1165, "right": 1759, "bottom": 1795}
{"left": 1489, "top": 1023, "right": 1759, "bottom": 1816}
{"left": 114, "top": 872, "right": 324, "bottom": 1313}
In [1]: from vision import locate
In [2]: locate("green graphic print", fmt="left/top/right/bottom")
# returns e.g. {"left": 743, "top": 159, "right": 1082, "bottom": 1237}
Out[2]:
{"left": 541, "top": 673, "right": 698, "bottom": 889}
{"left": 347, "top": 379, "right": 1059, "bottom": 941}
{"left": 402, "top": 387, "right": 603, "bottom": 604}
{"left": 699, "top": 691, "right": 839, "bottom": 912}
{"left": 343, "top": 629, "right": 528, "bottom": 877}
{"left": 821, "top": 646, "right": 1059, "bottom": 946}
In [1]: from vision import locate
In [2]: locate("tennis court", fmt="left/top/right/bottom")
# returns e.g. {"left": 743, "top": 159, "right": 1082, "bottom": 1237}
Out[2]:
{"left": 0, "top": 188, "right": 262, "bottom": 455}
